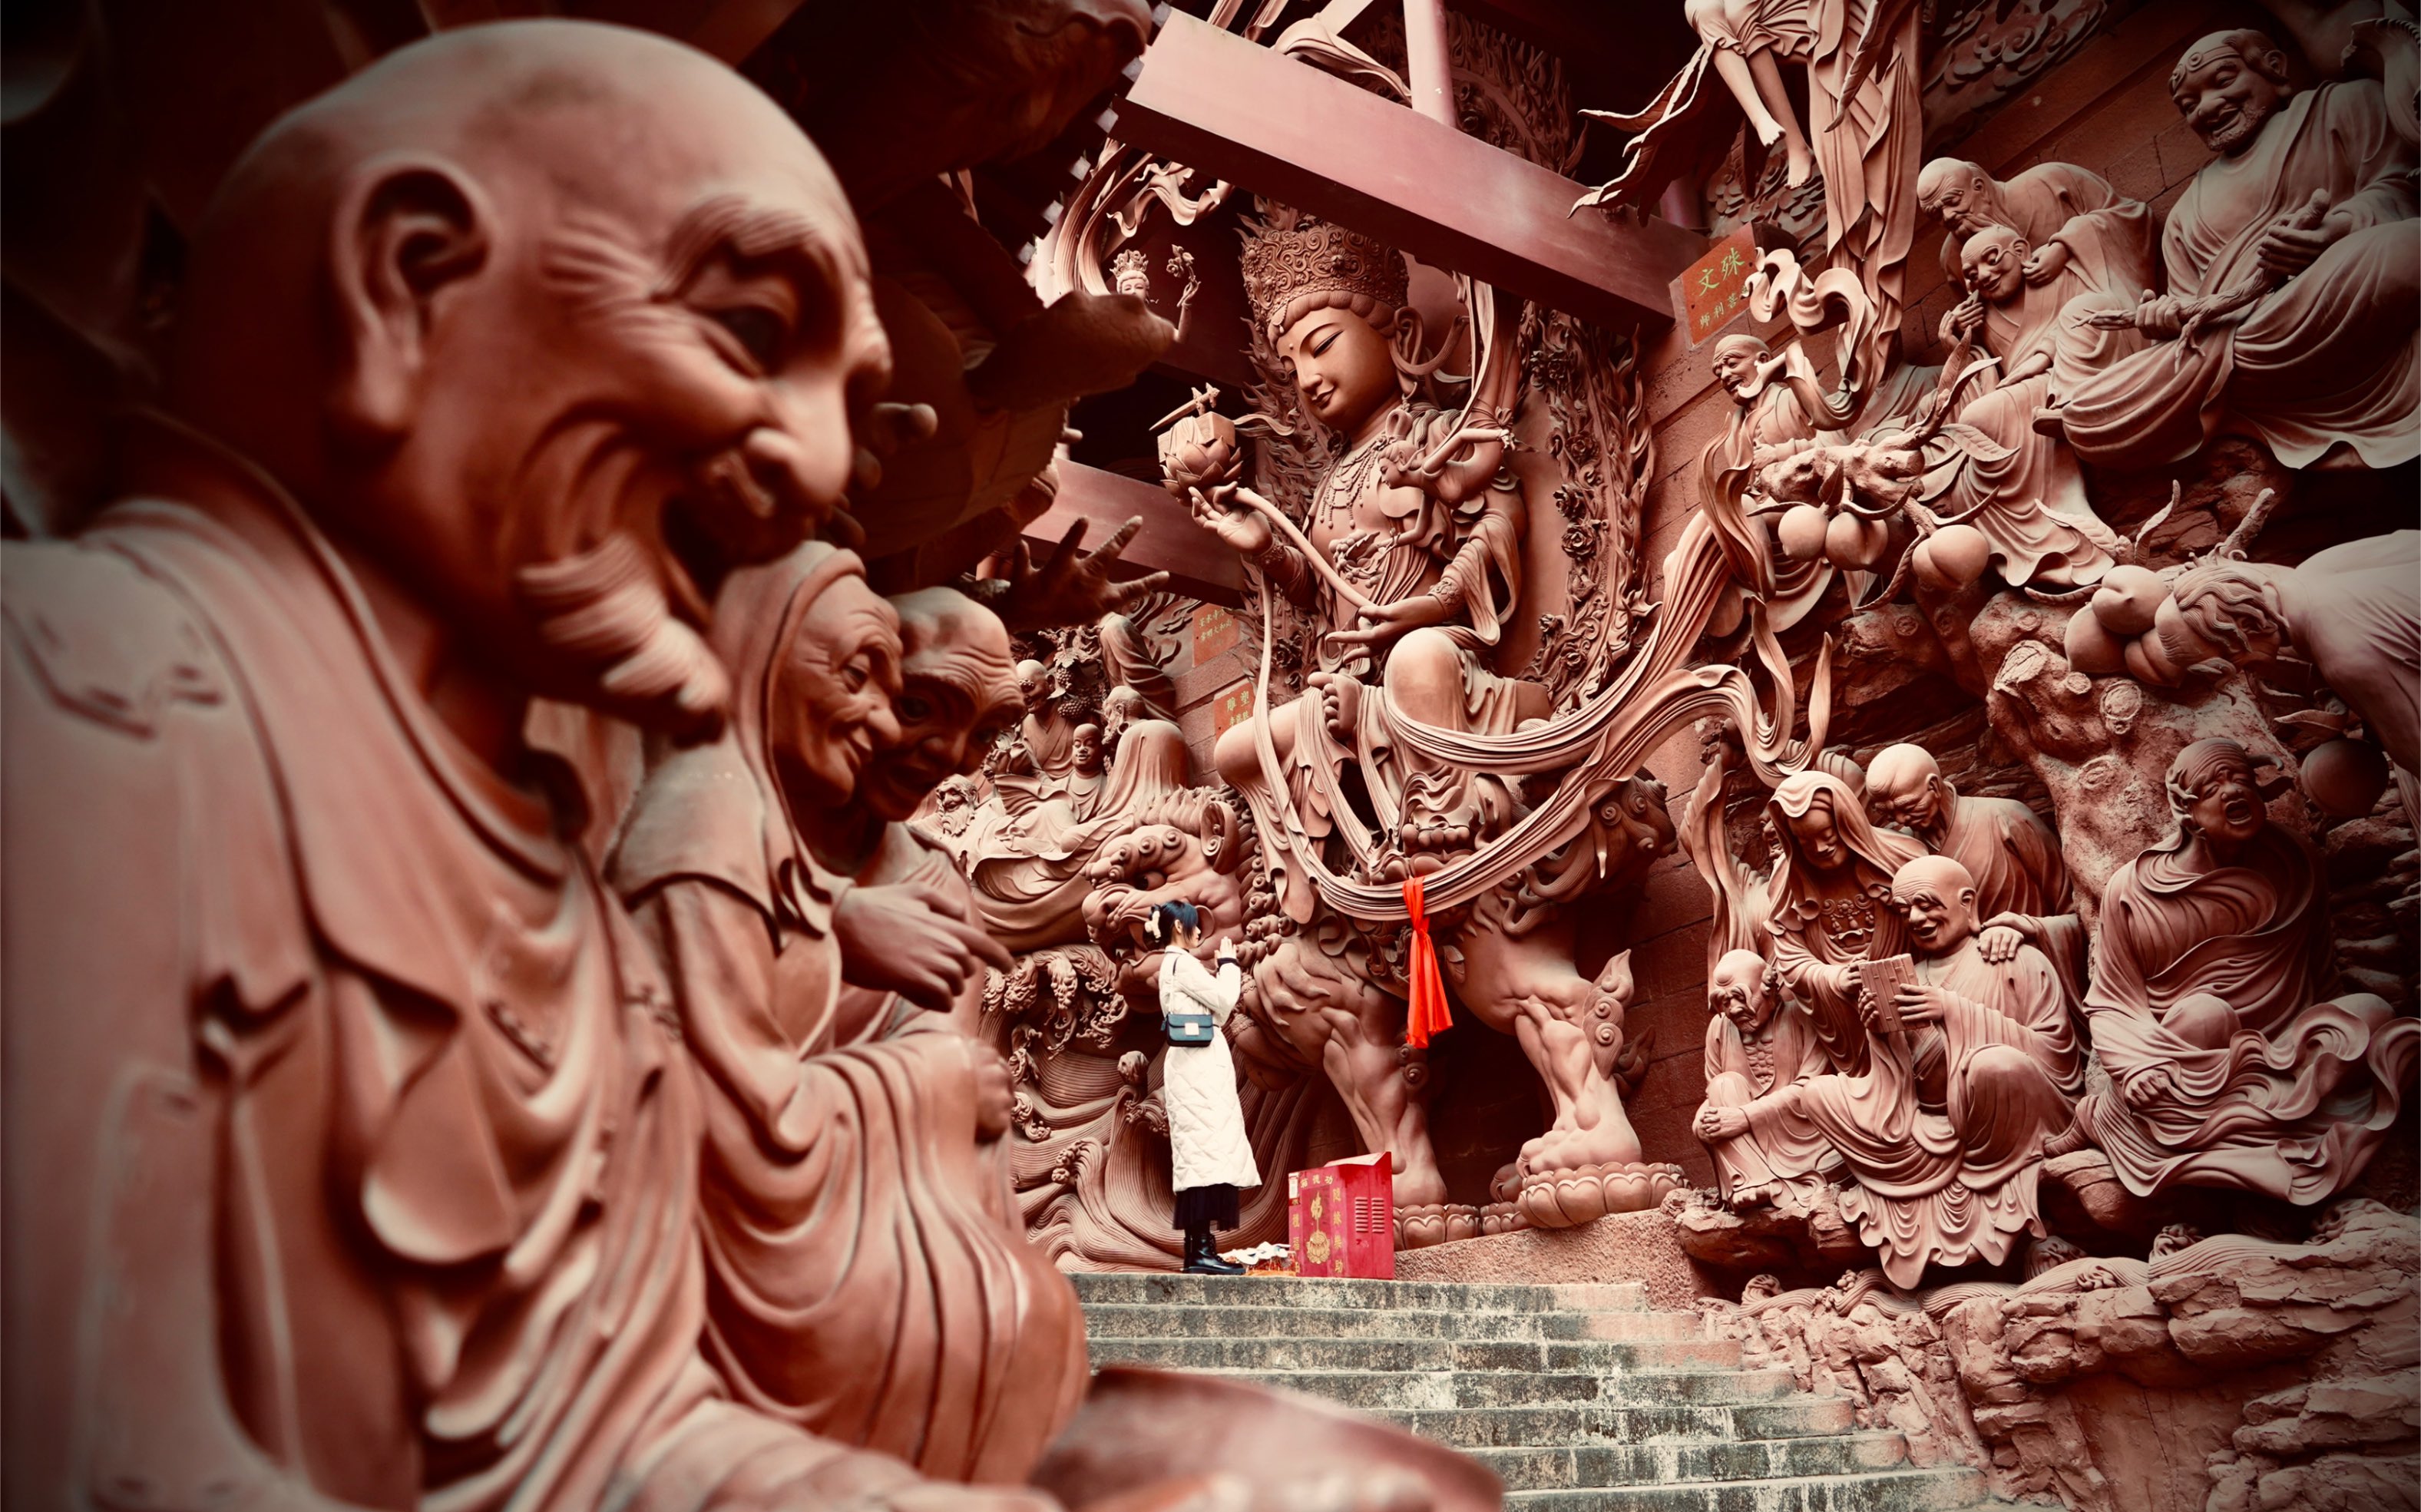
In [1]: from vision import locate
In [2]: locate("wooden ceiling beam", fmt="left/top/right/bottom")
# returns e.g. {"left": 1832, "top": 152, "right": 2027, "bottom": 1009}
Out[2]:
{"left": 1108, "top": 10, "right": 1706, "bottom": 333}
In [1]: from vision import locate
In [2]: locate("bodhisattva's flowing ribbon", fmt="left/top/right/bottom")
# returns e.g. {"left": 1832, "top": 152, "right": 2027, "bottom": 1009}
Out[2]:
{"left": 1402, "top": 875, "right": 1453, "bottom": 1048}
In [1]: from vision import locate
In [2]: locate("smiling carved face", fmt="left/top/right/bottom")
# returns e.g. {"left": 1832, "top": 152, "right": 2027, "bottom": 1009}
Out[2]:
{"left": 769, "top": 575, "right": 903, "bottom": 809}
{"left": 2171, "top": 40, "right": 2290, "bottom": 156}
{"left": 1961, "top": 227, "right": 2029, "bottom": 304}
{"left": 1278, "top": 305, "right": 1399, "bottom": 438}
{"left": 164, "top": 23, "right": 898, "bottom": 739}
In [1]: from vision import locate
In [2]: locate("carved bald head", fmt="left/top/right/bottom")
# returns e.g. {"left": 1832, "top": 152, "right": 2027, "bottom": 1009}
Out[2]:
{"left": 2167, "top": 738, "right": 2267, "bottom": 849}
{"left": 1867, "top": 743, "right": 1950, "bottom": 837}
{"left": 1711, "top": 334, "right": 1774, "bottom": 402}
{"left": 1917, "top": 158, "right": 2001, "bottom": 238}
{"left": 1017, "top": 657, "right": 1052, "bottom": 714}
{"left": 859, "top": 587, "right": 1020, "bottom": 821}
{"left": 2171, "top": 30, "right": 2294, "bottom": 156}
{"left": 1960, "top": 225, "right": 2030, "bottom": 305}
{"left": 167, "top": 22, "right": 888, "bottom": 739}
{"left": 1890, "top": 855, "right": 1980, "bottom": 957}
{"left": 1708, "top": 948, "right": 1781, "bottom": 1035}
{"left": 1071, "top": 722, "right": 1105, "bottom": 775}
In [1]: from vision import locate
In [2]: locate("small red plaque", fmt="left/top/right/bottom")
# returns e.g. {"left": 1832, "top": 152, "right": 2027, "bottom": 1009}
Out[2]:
{"left": 1212, "top": 679, "right": 1255, "bottom": 735}
{"left": 1679, "top": 225, "right": 1758, "bottom": 345}
{"left": 1192, "top": 602, "right": 1239, "bottom": 663}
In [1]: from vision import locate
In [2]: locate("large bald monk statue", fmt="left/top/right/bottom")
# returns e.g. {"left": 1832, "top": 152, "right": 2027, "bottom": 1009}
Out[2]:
{"left": 0, "top": 24, "right": 943, "bottom": 1510}
{"left": 2059, "top": 29, "right": 2419, "bottom": 468}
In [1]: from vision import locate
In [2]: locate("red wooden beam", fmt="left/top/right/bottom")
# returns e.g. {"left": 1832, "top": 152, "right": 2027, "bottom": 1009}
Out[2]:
{"left": 1026, "top": 462, "right": 1245, "bottom": 607}
{"left": 1110, "top": 10, "right": 1706, "bottom": 333}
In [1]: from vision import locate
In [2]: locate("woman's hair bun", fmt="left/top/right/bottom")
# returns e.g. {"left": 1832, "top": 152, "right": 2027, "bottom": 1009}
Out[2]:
{"left": 1147, "top": 900, "right": 1202, "bottom": 943}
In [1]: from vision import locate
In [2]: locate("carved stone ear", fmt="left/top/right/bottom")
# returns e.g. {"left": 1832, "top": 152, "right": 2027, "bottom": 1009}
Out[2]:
{"left": 326, "top": 154, "right": 492, "bottom": 445}
{"left": 1202, "top": 799, "right": 1242, "bottom": 874}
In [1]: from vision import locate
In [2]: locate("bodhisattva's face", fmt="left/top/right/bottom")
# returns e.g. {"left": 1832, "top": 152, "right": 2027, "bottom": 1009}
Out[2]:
{"left": 2173, "top": 46, "right": 2288, "bottom": 155}
{"left": 770, "top": 576, "right": 903, "bottom": 808}
{"left": 1788, "top": 803, "right": 1850, "bottom": 875}
{"left": 1962, "top": 230, "right": 2029, "bottom": 304}
{"left": 1708, "top": 957, "right": 1778, "bottom": 1034}
{"left": 862, "top": 658, "right": 1019, "bottom": 822}
{"left": 1897, "top": 882, "right": 1977, "bottom": 955}
{"left": 1279, "top": 306, "right": 1398, "bottom": 435}
{"left": 2185, "top": 757, "right": 2267, "bottom": 846}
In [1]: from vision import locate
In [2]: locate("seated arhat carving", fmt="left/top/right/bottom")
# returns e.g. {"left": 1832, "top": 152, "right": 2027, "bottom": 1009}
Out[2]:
{"left": 2057, "top": 28, "right": 2420, "bottom": 470}
{"left": 2063, "top": 738, "right": 2420, "bottom": 1204}
{"left": 1695, "top": 948, "right": 1847, "bottom": 1212}
{"left": 1794, "top": 855, "right": 2084, "bottom": 1287}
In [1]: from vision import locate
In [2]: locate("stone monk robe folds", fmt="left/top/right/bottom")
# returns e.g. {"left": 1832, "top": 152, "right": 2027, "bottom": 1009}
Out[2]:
{"left": 0, "top": 22, "right": 964, "bottom": 1510}
{"left": 610, "top": 544, "right": 1083, "bottom": 1486}
{"left": 2059, "top": 28, "right": 2421, "bottom": 469}
{"left": 1793, "top": 857, "right": 2083, "bottom": 1288}
{"left": 2066, "top": 739, "right": 2420, "bottom": 1205}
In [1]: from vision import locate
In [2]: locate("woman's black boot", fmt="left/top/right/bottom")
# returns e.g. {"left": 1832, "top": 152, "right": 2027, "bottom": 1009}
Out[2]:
{"left": 1182, "top": 1223, "right": 1243, "bottom": 1275}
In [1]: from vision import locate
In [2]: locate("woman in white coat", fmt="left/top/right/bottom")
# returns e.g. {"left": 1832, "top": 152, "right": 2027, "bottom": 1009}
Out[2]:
{"left": 1149, "top": 901, "right": 1262, "bottom": 1273}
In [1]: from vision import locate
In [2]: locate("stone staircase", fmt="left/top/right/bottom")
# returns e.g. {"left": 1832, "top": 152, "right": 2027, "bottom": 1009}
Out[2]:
{"left": 1071, "top": 1273, "right": 1996, "bottom": 1511}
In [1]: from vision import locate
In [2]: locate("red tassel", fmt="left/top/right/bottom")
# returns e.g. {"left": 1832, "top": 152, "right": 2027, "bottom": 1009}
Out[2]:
{"left": 1402, "top": 875, "right": 1453, "bottom": 1048}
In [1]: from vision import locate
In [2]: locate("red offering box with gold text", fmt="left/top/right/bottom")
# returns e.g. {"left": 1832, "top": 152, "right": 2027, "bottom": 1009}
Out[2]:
{"left": 1288, "top": 1153, "right": 1394, "bottom": 1279}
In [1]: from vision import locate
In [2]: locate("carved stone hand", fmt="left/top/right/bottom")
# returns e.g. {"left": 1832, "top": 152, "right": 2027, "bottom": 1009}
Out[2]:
{"left": 983, "top": 515, "right": 1172, "bottom": 632}
{"left": 835, "top": 880, "right": 1016, "bottom": 1011}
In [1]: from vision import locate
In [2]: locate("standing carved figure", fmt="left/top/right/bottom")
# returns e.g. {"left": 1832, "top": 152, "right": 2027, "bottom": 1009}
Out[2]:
{"left": 0, "top": 23, "right": 962, "bottom": 1509}
{"left": 2064, "top": 739, "right": 2419, "bottom": 1204}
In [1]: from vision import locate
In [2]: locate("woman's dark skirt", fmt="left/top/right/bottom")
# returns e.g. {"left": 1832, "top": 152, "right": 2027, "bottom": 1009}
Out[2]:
{"left": 1172, "top": 1183, "right": 1240, "bottom": 1230}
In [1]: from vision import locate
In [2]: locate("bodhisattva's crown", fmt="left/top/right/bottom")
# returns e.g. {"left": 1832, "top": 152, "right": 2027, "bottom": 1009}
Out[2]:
{"left": 1239, "top": 215, "right": 1409, "bottom": 339}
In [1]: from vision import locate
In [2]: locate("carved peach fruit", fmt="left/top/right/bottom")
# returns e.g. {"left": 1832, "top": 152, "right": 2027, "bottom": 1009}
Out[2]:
{"left": 1824, "top": 510, "right": 1891, "bottom": 568}
{"left": 1778, "top": 504, "right": 1830, "bottom": 561}
{"left": 2122, "top": 629, "right": 2187, "bottom": 687}
{"left": 2303, "top": 737, "right": 2391, "bottom": 819}
{"left": 2063, "top": 604, "right": 2127, "bottom": 676}
{"left": 1913, "top": 523, "right": 1990, "bottom": 587}
{"left": 2092, "top": 564, "right": 2165, "bottom": 636}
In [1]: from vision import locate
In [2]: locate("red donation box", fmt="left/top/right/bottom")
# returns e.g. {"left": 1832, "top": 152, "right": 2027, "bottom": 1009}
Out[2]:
{"left": 1288, "top": 1153, "right": 1394, "bottom": 1279}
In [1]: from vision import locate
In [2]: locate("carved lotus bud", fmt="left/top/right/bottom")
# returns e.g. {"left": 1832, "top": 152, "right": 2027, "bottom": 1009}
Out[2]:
{"left": 1157, "top": 409, "right": 1241, "bottom": 496}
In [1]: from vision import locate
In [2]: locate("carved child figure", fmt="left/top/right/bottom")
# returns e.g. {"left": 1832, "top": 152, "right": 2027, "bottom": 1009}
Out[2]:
{"left": 1695, "top": 948, "right": 1844, "bottom": 1210}
{"left": 2063, "top": 739, "right": 2419, "bottom": 1203}
{"left": 1793, "top": 857, "right": 2083, "bottom": 1287}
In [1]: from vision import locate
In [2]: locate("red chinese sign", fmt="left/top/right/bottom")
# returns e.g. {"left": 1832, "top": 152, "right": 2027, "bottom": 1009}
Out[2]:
{"left": 1679, "top": 225, "right": 1758, "bottom": 344}
{"left": 1212, "top": 680, "right": 1255, "bottom": 735}
{"left": 1192, "top": 602, "right": 1239, "bottom": 663}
